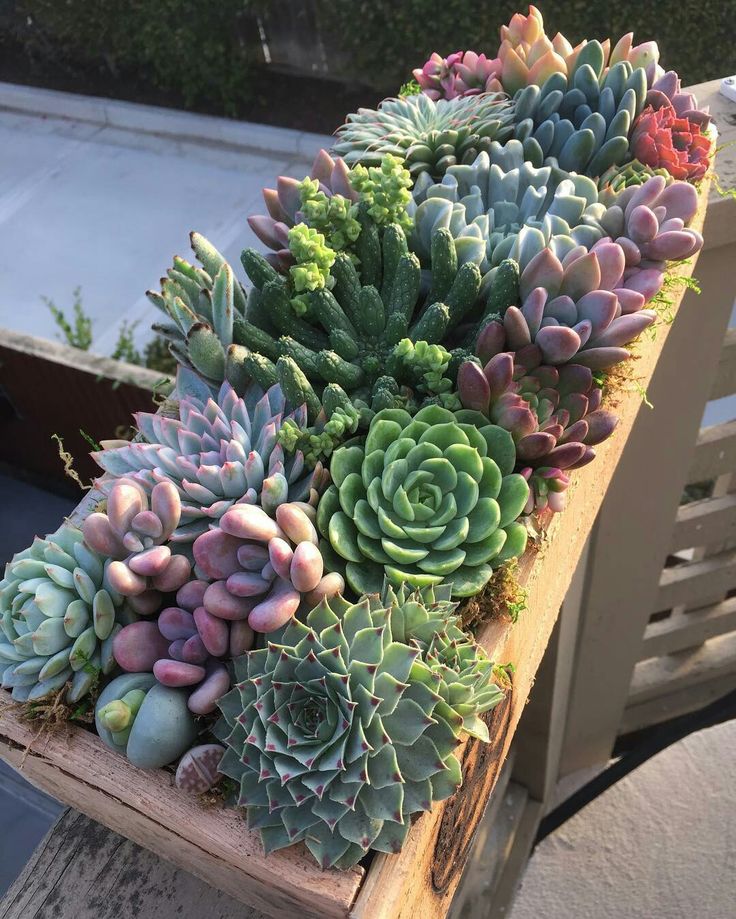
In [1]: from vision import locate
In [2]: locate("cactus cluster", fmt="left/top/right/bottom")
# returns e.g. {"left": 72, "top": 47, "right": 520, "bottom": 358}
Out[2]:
{"left": 238, "top": 222, "right": 485, "bottom": 419}
{"left": 1, "top": 524, "right": 133, "bottom": 703}
{"left": 217, "top": 585, "right": 504, "bottom": 868}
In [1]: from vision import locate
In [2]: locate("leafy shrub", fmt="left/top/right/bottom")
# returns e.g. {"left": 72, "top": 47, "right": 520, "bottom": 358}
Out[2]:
{"left": 315, "top": 0, "right": 731, "bottom": 91}
{"left": 9, "top": 0, "right": 257, "bottom": 114}
{"left": 0, "top": 1, "right": 728, "bottom": 117}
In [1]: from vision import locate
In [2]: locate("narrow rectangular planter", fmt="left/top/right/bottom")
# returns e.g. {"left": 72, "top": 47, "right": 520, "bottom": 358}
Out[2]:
{"left": 0, "top": 176, "right": 712, "bottom": 919}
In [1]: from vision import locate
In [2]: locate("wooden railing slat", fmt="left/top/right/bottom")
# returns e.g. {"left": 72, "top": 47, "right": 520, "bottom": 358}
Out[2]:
{"left": 657, "top": 549, "right": 736, "bottom": 611}
{"left": 709, "top": 328, "right": 736, "bottom": 400}
{"left": 628, "top": 629, "right": 736, "bottom": 705}
{"left": 640, "top": 596, "right": 736, "bottom": 658}
{"left": 686, "top": 420, "right": 736, "bottom": 485}
{"left": 671, "top": 493, "right": 736, "bottom": 551}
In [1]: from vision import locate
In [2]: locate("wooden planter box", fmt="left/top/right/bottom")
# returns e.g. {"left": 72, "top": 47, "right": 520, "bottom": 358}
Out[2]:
{"left": 0, "top": 328, "right": 166, "bottom": 486}
{"left": 0, "top": 175, "right": 712, "bottom": 918}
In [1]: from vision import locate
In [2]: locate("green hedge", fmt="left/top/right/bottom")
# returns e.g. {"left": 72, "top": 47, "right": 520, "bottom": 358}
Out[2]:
{"left": 3, "top": 1, "right": 257, "bottom": 114}
{"left": 316, "top": 0, "right": 734, "bottom": 91}
{"left": 1, "top": 1, "right": 732, "bottom": 117}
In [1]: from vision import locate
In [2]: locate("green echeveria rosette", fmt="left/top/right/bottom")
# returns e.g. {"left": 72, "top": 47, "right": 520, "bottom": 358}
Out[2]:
{"left": 0, "top": 523, "right": 134, "bottom": 703}
{"left": 316, "top": 404, "right": 529, "bottom": 597}
{"left": 378, "top": 581, "right": 503, "bottom": 741}
{"left": 216, "top": 589, "right": 504, "bottom": 868}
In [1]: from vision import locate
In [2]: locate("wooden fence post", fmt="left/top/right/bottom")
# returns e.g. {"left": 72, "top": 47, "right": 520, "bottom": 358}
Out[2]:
{"left": 559, "top": 240, "right": 736, "bottom": 774}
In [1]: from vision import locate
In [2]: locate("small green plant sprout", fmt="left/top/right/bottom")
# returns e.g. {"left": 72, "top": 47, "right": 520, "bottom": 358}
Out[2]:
{"left": 44, "top": 287, "right": 92, "bottom": 350}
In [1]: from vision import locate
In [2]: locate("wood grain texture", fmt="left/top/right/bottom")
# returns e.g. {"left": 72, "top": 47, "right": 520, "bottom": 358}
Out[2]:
{"left": 0, "top": 809, "right": 268, "bottom": 919}
{"left": 0, "top": 85, "right": 720, "bottom": 919}
{"left": 0, "top": 709, "right": 363, "bottom": 919}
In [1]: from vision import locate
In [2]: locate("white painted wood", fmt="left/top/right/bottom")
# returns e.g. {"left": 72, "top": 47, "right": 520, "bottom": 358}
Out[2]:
{"left": 641, "top": 597, "right": 736, "bottom": 658}
{"left": 709, "top": 328, "right": 736, "bottom": 400}
{"left": 620, "top": 672, "right": 736, "bottom": 732}
{"left": 686, "top": 420, "right": 736, "bottom": 484}
{"left": 671, "top": 493, "right": 736, "bottom": 551}
{"left": 628, "top": 629, "right": 736, "bottom": 705}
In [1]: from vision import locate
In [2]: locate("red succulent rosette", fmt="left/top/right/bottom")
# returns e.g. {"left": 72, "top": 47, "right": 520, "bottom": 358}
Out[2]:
{"left": 631, "top": 102, "right": 711, "bottom": 183}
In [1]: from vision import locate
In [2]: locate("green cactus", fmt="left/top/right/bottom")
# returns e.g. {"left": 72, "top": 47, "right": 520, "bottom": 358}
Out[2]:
{"left": 239, "top": 223, "right": 484, "bottom": 420}
{"left": 216, "top": 584, "right": 505, "bottom": 868}
{"left": 316, "top": 404, "right": 530, "bottom": 597}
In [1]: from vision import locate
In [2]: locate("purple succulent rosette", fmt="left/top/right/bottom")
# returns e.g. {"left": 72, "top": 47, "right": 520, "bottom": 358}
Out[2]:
{"left": 458, "top": 350, "right": 617, "bottom": 513}
{"left": 478, "top": 241, "right": 656, "bottom": 370}
{"left": 412, "top": 50, "right": 503, "bottom": 100}
{"left": 600, "top": 175, "right": 704, "bottom": 298}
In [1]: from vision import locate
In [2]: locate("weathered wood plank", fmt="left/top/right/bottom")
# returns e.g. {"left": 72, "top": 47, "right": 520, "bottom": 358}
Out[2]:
{"left": 687, "top": 420, "right": 736, "bottom": 485}
{"left": 448, "top": 781, "right": 533, "bottom": 919}
{"left": 657, "top": 548, "right": 736, "bottom": 611}
{"left": 446, "top": 757, "right": 516, "bottom": 919}
{"left": 628, "top": 629, "right": 736, "bottom": 705}
{"left": 0, "top": 809, "right": 268, "bottom": 919}
{"left": 0, "top": 710, "right": 363, "bottom": 919}
{"left": 710, "top": 328, "right": 736, "bottom": 400}
{"left": 641, "top": 597, "right": 736, "bottom": 658}
{"left": 671, "top": 494, "right": 736, "bottom": 551}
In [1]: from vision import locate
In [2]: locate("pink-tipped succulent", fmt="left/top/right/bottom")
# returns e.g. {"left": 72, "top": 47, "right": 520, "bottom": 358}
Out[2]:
{"left": 458, "top": 351, "right": 617, "bottom": 513}
{"left": 496, "top": 7, "right": 660, "bottom": 97}
{"left": 192, "top": 502, "right": 344, "bottom": 634}
{"left": 630, "top": 73, "right": 712, "bottom": 184}
{"left": 480, "top": 242, "right": 656, "bottom": 370}
{"left": 412, "top": 50, "right": 503, "bottom": 101}
{"left": 645, "top": 71, "right": 711, "bottom": 128}
{"left": 247, "top": 149, "right": 357, "bottom": 270}
{"left": 599, "top": 175, "right": 704, "bottom": 295}
{"left": 83, "top": 478, "right": 191, "bottom": 616}
{"left": 112, "top": 576, "right": 256, "bottom": 715}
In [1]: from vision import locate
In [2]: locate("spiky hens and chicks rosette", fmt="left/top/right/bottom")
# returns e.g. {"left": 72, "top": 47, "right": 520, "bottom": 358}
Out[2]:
{"left": 1, "top": 4, "right": 714, "bottom": 875}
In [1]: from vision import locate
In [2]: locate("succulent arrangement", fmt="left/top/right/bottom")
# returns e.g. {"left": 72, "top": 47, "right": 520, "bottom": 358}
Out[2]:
{"left": 1, "top": 5, "right": 714, "bottom": 876}
{"left": 216, "top": 586, "right": 502, "bottom": 867}
{"left": 1, "top": 524, "right": 133, "bottom": 703}
{"left": 93, "top": 380, "right": 327, "bottom": 542}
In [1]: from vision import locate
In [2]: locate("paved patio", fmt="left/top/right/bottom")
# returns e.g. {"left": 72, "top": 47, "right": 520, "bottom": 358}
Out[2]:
{"left": 0, "top": 82, "right": 329, "bottom": 354}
